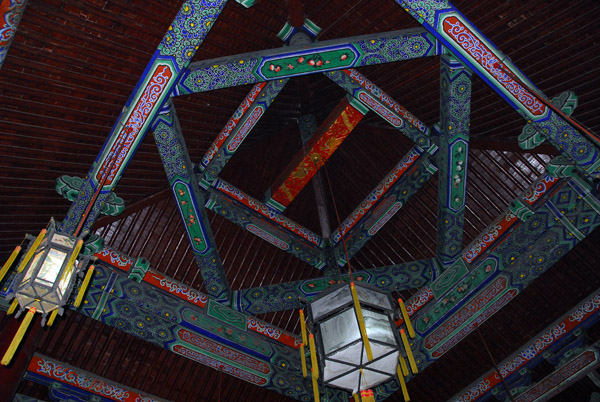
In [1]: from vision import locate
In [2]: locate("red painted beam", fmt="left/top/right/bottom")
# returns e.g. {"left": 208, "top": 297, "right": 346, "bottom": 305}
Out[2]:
{"left": 266, "top": 96, "right": 368, "bottom": 211}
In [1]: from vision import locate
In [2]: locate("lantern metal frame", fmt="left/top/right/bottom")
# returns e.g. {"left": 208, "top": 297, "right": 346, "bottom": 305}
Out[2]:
{"left": 8, "top": 220, "right": 92, "bottom": 320}
{"left": 306, "top": 281, "right": 402, "bottom": 395}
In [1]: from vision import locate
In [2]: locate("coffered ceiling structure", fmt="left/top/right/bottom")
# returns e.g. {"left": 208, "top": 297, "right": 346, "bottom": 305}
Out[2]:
{"left": 1, "top": 0, "right": 600, "bottom": 401}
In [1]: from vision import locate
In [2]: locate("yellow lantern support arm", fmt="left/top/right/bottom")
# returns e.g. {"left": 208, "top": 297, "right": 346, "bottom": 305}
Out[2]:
{"left": 398, "top": 298, "right": 416, "bottom": 338}
{"left": 396, "top": 365, "right": 411, "bottom": 401}
{"left": 7, "top": 298, "right": 19, "bottom": 315}
{"left": 47, "top": 309, "right": 59, "bottom": 327}
{"left": 309, "top": 333, "right": 319, "bottom": 379}
{"left": 311, "top": 374, "right": 320, "bottom": 402}
{"left": 300, "top": 343, "right": 308, "bottom": 378}
{"left": 401, "top": 329, "right": 418, "bottom": 374}
{"left": 351, "top": 282, "right": 373, "bottom": 361}
{"left": 1, "top": 307, "right": 36, "bottom": 366}
{"left": 299, "top": 309, "right": 308, "bottom": 345}
{"left": 16, "top": 229, "right": 47, "bottom": 273}
{"left": 74, "top": 265, "right": 95, "bottom": 308}
{"left": 0, "top": 245, "right": 21, "bottom": 284}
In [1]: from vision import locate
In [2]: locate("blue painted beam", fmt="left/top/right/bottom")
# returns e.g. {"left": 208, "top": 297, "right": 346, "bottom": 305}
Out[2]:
{"left": 175, "top": 28, "right": 440, "bottom": 95}
{"left": 395, "top": 0, "right": 600, "bottom": 179}
{"left": 0, "top": 0, "right": 29, "bottom": 70}
{"left": 233, "top": 259, "right": 436, "bottom": 315}
{"left": 325, "top": 68, "right": 436, "bottom": 152}
{"left": 60, "top": 0, "right": 229, "bottom": 236}
{"left": 436, "top": 54, "right": 472, "bottom": 266}
{"left": 152, "top": 100, "right": 231, "bottom": 303}
{"left": 198, "top": 79, "right": 289, "bottom": 189}
{"left": 334, "top": 151, "right": 438, "bottom": 266}
{"left": 205, "top": 180, "right": 327, "bottom": 270}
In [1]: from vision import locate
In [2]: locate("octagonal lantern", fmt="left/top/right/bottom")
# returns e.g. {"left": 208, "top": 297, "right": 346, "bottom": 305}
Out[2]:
{"left": 306, "top": 281, "right": 401, "bottom": 395}
{"left": 12, "top": 222, "right": 86, "bottom": 316}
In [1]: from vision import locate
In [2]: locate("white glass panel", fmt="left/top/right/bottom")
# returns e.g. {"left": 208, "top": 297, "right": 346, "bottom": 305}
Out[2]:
{"left": 360, "top": 369, "right": 392, "bottom": 391}
{"left": 329, "top": 342, "right": 363, "bottom": 364}
{"left": 328, "top": 370, "right": 360, "bottom": 394}
{"left": 355, "top": 285, "right": 393, "bottom": 310}
{"left": 50, "top": 233, "right": 75, "bottom": 248}
{"left": 22, "top": 251, "right": 44, "bottom": 286}
{"left": 37, "top": 249, "right": 67, "bottom": 283}
{"left": 363, "top": 343, "right": 396, "bottom": 362}
{"left": 311, "top": 286, "right": 352, "bottom": 320}
{"left": 363, "top": 309, "right": 395, "bottom": 344}
{"left": 320, "top": 308, "right": 360, "bottom": 354}
{"left": 57, "top": 259, "right": 77, "bottom": 299}
{"left": 323, "top": 359, "right": 354, "bottom": 381}
{"left": 366, "top": 351, "right": 399, "bottom": 375}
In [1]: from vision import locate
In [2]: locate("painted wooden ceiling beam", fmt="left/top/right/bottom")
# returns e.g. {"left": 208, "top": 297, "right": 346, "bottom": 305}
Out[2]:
{"left": 233, "top": 259, "right": 436, "bottom": 315}
{"left": 152, "top": 100, "right": 231, "bottom": 303}
{"left": 265, "top": 95, "right": 369, "bottom": 212}
{"left": 396, "top": 0, "right": 600, "bottom": 179}
{"left": 0, "top": 0, "right": 29, "bottom": 70}
{"left": 198, "top": 79, "right": 289, "bottom": 189}
{"left": 435, "top": 54, "right": 472, "bottom": 267}
{"left": 60, "top": 0, "right": 229, "bottom": 236}
{"left": 25, "top": 354, "right": 171, "bottom": 402}
{"left": 205, "top": 180, "right": 327, "bottom": 270}
{"left": 334, "top": 151, "right": 438, "bottom": 267}
{"left": 326, "top": 68, "right": 435, "bottom": 152}
{"left": 176, "top": 28, "right": 440, "bottom": 95}
{"left": 447, "top": 289, "right": 600, "bottom": 402}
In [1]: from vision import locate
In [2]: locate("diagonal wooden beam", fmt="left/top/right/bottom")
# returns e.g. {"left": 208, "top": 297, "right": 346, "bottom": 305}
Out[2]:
{"left": 176, "top": 28, "right": 440, "bottom": 95}
{"left": 206, "top": 180, "right": 327, "bottom": 270}
{"left": 265, "top": 95, "right": 369, "bottom": 212}
{"left": 0, "top": 0, "right": 29, "bottom": 70}
{"left": 326, "top": 68, "right": 436, "bottom": 152}
{"left": 152, "top": 101, "right": 231, "bottom": 303}
{"left": 436, "top": 54, "right": 472, "bottom": 266}
{"left": 234, "top": 259, "right": 436, "bottom": 314}
{"left": 25, "top": 354, "right": 171, "bottom": 402}
{"left": 198, "top": 79, "right": 289, "bottom": 189}
{"left": 60, "top": 0, "right": 229, "bottom": 236}
{"left": 448, "top": 290, "right": 600, "bottom": 402}
{"left": 334, "top": 150, "right": 438, "bottom": 266}
{"left": 396, "top": 0, "right": 600, "bottom": 179}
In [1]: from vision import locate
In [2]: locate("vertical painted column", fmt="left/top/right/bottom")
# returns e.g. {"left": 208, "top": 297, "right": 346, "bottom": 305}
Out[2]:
{"left": 436, "top": 54, "right": 472, "bottom": 266}
{"left": 0, "top": 0, "right": 28, "bottom": 69}
{"left": 153, "top": 100, "right": 230, "bottom": 303}
{"left": 60, "top": 0, "right": 229, "bottom": 236}
{"left": 396, "top": 0, "right": 600, "bottom": 178}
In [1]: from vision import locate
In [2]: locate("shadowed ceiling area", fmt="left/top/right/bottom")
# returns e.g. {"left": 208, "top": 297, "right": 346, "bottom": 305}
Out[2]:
{"left": 1, "top": 0, "right": 600, "bottom": 401}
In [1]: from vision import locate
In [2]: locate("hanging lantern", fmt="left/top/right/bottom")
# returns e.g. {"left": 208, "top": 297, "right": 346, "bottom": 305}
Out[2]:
{"left": 304, "top": 281, "right": 411, "bottom": 398}
{"left": 1, "top": 219, "right": 94, "bottom": 365}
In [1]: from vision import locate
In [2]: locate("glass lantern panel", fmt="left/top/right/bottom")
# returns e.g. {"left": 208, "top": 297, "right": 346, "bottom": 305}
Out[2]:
{"left": 363, "top": 343, "right": 396, "bottom": 362}
{"left": 311, "top": 286, "right": 352, "bottom": 321}
{"left": 57, "top": 260, "right": 77, "bottom": 298}
{"left": 365, "top": 350, "right": 399, "bottom": 375}
{"left": 320, "top": 308, "right": 361, "bottom": 354}
{"left": 50, "top": 233, "right": 76, "bottom": 248}
{"left": 328, "top": 370, "right": 360, "bottom": 394}
{"left": 37, "top": 249, "right": 67, "bottom": 284}
{"left": 22, "top": 251, "right": 44, "bottom": 286}
{"left": 328, "top": 342, "right": 363, "bottom": 364}
{"left": 360, "top": 369, "right": 393, "bottom": 391}
{"left": 355, "top": 285, "right": 393, "bottom": 311}
{"left": 363, "top": 309, "right": 395, "bottom": 345}
{"left": 323, "top": 359, "right": 354, "bottom": 381}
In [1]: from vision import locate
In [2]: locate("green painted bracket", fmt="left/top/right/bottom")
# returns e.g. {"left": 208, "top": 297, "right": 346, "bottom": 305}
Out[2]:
{"left": 56, "top": 175, "right": 125, "bottom": 217}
